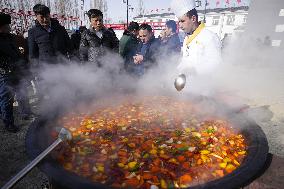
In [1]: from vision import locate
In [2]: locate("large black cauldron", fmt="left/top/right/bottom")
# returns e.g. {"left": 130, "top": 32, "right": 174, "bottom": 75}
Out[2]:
{"left": 26, "top": 101, "right": 269, "bottom": 189}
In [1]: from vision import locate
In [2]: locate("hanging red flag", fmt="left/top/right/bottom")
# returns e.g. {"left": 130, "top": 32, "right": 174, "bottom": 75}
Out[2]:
{"left": 237, "top": 0, "right": 242, "bottom": 4}
{"left": 225, "top": 0, "right": 230, "bottom": 5}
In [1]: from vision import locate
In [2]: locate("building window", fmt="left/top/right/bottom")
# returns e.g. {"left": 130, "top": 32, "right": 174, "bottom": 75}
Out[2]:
{"left": 226, "top": 15, "right": 235, "bottom": 25}
{"left": 271, "top": 40, "right": 281, "bottom": 47}
{"left": 212, "top": 16, "right": 220, "bottom": 25}
{"left": 243, "top": 15, "right": 247, "bottom": 24}
{"left": 150, "top": 20, "right": 153, "bottom": 22}
{"left": 196, "top": 0, "right": 202, "bottom": 7}
{"left": 275, "top": 24, "right": 284, "bottom": 32}
{"left": 279, "top": 9, "right": 284, "bottom": 16}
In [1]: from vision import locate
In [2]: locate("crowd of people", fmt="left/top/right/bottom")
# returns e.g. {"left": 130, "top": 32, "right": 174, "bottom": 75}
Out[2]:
{"left": 0, "top": 0, "right": 221, "bottom": 133}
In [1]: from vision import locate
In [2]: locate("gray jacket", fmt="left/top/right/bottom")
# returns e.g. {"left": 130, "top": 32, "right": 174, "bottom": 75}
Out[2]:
{"left": 79, "top": 27, "right": 119, "bottom": 66}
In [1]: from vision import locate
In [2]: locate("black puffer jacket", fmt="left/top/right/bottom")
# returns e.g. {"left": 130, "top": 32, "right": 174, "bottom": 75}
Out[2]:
{"left": 0, "top": 33, "right": 25, "bottom": 85}
{"left": 79, "top": 27, "right": 119, "bottom": 66}
{"left": 28, "top": 18, "right": 72, "bottom": 64}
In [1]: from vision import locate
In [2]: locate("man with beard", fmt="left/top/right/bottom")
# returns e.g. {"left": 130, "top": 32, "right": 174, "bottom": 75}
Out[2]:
{"left": 79, "top": 9, "right": 119, "bottom": 67}
{"left": 28, "top": 4, "right": 72, "bottom": 65}
{"left": 0, "top": 13, "right": 26, "bottom": 132}
{"left": 171, "top": 0, "right": 221, "bottom": 76}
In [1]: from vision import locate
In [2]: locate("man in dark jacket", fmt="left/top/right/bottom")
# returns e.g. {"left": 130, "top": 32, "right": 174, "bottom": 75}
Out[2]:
{"left": 12, "top": 33, "right": 34, "bottom": 119}
{"left": 130, "top": 23, "right": 160, "bottom": 76}
{"left": 71, "top": 26, "right": 87, "bottom": 59}
{"left": 0, "top": 13, "right": 26, "bottom": 132}
{"left": 28, "top": 4, "right": 72, "bottom": 65}
{"left": 119, "top": 22, "right": 139, "bottom": 71}
{"left": 71, "top": 26, "right": 87, "bottom": 51}
{"left": 79, "top": 9, "right": 119, "bottom": 67}
{"left": 162, "top": 20, "right": 181, "bottom": 54}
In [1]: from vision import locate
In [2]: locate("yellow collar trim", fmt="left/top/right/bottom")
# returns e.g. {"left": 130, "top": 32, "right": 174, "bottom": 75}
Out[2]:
{"left": 185, "top": 22, "right": 205, "bottom": 46}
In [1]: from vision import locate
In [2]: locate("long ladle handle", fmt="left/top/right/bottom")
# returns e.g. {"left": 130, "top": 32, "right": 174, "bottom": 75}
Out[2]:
{"left": 2, "top": 128, "right": 71, "bottom": 189}
{"left": 1, "top": 138, "right": 62, "bottom": 189}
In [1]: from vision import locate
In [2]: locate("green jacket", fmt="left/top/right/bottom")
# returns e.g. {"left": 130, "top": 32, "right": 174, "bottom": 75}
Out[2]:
{"left": 119, "top": 31, "right": 139, "bottom": 68}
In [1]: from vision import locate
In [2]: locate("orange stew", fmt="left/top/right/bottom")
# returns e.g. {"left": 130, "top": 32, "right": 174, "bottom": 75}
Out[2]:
{"left": 56, "top": 96, "right": 247, "bottom": 188}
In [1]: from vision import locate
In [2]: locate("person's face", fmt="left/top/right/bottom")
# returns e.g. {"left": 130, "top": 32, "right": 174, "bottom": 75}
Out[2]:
{"left": 36, "top": 14, "right": 51, "bottom": 26}
{"left": 139, "top": 29, "right": 153, "bottom": 44}
{"left": 0, "top": 24, "right": 11, "bottom": 33}
{"left": 178, "top": 14, "right": 196, "bottom": 33}
{"left": 90, "top": 16, "right": 103, "bottom": 30}
{"left": 164, "top": 26, "right": 172, "bottom": 36}
{"left": 159, "top": 29, "right": 166, "bottom": 39}
{"left": 131, "top": 30, "right": 139, "bottom": 37}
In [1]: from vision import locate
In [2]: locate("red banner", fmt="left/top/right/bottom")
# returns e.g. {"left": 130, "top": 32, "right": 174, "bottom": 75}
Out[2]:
{"left": 105, "top": 24, "right": 126, "bottom": 30}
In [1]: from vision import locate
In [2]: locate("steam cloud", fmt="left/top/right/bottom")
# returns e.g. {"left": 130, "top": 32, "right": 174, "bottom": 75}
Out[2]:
{"left": 24, "top": 34, "right": 283, "bottom": 124}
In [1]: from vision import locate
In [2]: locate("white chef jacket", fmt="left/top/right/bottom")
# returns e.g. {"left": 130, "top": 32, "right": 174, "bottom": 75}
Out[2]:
{"left": 178, "top": 25, "right": 222, "bottom": 76}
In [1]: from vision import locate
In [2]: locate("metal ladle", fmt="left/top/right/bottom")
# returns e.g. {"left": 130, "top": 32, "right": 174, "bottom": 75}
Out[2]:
{"left": 174, "top": 74, "right": 186, "bottom": 91}
{"left": 2, "top": 128, "right": 72, "bottom": 189}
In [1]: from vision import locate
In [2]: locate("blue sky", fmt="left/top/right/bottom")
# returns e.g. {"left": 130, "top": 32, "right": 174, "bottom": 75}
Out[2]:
{"left": 106, "top": 0, "right": 250, "bottom": 22}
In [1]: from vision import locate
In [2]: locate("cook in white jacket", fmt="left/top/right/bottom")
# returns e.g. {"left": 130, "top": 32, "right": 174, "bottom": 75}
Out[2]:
{"left": 171, "top": 0, "right": 222, "bottom": 76}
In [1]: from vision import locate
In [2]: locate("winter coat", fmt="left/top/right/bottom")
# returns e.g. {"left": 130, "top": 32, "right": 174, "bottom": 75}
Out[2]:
{"left": 71, "top": 31, "right": 81, "bottom": 50}
{"left": 127, "top": 36, "right": 160, "bottom": 76}
{"left": 119, "top": 30, "right": 139, "bottom": 69}
{"left": 12, "top": 34, "right": 30, "bottom": 75}
{"left": 79, "top": 27, "right": 119, "bottom": 66}
{"left": 161, "top": 33, "right": 181, "bottom": 55}
{"left": 13, "top": 34, "right": 29, "bottom": 60}
{"left": 178, "top": 24, "right": 221, "bottom": 76}
{"left": 28, "top": 18, "right": 72, "bottom": 64}
{"left": 136, "top": 36, "right": 161, "bottom": 68}
{"left": 0, "top": 33, "right": 26, "bottom": 85}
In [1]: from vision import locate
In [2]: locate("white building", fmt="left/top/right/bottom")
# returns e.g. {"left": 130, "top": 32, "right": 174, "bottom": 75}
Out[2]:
{"left": 200, "top": 7, "right": 248, "bottom": 39}
{"left": 246, "top": 0, "right": 284, "bottom": 48}
{"left": 133, "top": 6, "right": 249, "bottom": 39}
